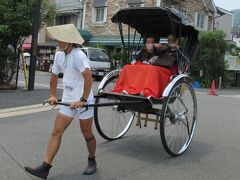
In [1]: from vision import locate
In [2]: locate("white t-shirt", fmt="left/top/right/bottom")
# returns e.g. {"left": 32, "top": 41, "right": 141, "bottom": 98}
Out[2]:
{"left": 52, "top": 48, "right": 94, "bottom": 103}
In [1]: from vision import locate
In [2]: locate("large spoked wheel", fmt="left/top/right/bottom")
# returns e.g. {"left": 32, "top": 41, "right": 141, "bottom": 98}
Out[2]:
{"left": 160, "top": 79, "right": 197, "bottom": 157}
{"left": 94, "top": 73, "right": 135, "bottom": 141}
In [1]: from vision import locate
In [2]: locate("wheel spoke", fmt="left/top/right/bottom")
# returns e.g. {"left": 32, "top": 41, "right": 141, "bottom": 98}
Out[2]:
{"left": 161, "top": 81, "right": 197, "bottom": 156}
{"left": 94, "top": 73, "right": 135, "bottom": 140}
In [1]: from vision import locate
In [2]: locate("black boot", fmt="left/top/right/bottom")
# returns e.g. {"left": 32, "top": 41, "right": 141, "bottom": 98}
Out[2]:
{"left": 83, "top": 157, "right": 97, "bottom": 175}
{"left": 24, "top": 161, "right": 52, "bottom": 179}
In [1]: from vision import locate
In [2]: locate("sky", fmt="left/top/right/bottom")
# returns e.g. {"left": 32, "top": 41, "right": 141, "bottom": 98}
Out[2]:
{"left": 214, "top": 0, "right": 240, "bottom": 11}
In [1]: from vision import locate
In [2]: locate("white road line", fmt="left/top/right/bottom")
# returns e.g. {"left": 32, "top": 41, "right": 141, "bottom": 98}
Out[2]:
{"left": 219, "top": 94, "right": 240, "bottom": 98}
{"left": 195, "top": 92, "right": 207, "bottom": 95}
{"left": 0, "top": 104, "right": 60, "bottom": 119}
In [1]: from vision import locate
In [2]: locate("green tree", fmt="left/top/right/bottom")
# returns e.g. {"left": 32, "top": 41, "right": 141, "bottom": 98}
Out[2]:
{"left": 0, "top": 0, "right": 56, "bottom": 88}
{"left": 190, "top": 31, "right": 228, "bottom": 88}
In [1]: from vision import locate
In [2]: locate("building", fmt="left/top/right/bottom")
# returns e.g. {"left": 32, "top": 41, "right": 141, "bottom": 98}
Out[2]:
{"left": 39, "top": 0, "right": 235, "bottom": 47}
{"left": 34, "top": 0, "right": 235, "bottom": 71}
{"left": 36, "top": 0, "right": 235, "bottom": 47}
{"left": 162, "top": 0, "right": 216, "bottom": 30}
{"left": 214, "top": 7, "right": 234, "bottom": 41}
{"left": 82, "top": 0, "right": 218, "bottom": 46}
{"left": 39, "top": 0, "right": 87, "bottom": 43}
{"left": 54, "top": 0, "right": 84, "bottom": 29}
{"left": 36, "top": 0, "right": 89, "bottom": 71}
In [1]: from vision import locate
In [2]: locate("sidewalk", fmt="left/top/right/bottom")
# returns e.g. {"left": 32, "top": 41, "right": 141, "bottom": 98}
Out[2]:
{"left": 0, "top": 87, "right": 63, "bottom": 109}
{"left": 194, "top": 87, "right": 240, "bottom": 96}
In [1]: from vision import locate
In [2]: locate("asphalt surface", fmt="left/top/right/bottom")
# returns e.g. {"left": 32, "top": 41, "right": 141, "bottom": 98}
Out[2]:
{"left": 1, "top": 83, "right": 239, "bottom": 109}
{"left": 0, "top": 71, "right": 240, "bottom": 180}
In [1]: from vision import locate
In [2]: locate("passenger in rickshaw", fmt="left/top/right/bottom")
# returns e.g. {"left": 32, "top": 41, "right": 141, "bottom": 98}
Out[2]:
{"left": 134, "top": 35, "right": 163, "bottom": 64}
{"left": 167, "top": 34, "right": 178, "bottom": 50}
{"left": 112, "top": 35, "right": 178, "bottom": 98}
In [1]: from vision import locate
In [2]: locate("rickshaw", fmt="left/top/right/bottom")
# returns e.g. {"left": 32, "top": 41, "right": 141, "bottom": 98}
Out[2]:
{"left": 52, "top": 7, "right": 198, "bottom": 157}
{"left": 93, "top": 7, "right": 198, "bottom": 157}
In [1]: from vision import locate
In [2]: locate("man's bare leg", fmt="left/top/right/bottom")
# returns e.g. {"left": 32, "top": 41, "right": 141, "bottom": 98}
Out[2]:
{"left": 44, "top": 113, "right": 73, "bottom": 164}
{"left": 25, "top": 112, "right": 73, "bottom": 179}
{"left": 80, "top": 117, "right": 97, "bottom": 175}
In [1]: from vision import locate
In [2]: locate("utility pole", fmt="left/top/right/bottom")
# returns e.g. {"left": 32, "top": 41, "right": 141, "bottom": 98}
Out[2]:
{"left": 28, "top": 0, "right": 41, "bottom": 90}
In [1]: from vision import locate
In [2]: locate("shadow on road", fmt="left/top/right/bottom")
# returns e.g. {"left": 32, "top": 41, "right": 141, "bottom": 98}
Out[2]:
{"left": 97, "top": 134, "right": 214, "bottom": 166}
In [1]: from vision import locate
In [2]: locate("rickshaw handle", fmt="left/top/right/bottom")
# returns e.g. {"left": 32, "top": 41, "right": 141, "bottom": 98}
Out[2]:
{"left": 43, "top": 100, "right": 143, "bottom": 108}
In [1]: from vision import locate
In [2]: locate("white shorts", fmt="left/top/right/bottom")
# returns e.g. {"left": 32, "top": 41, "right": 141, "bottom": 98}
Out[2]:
{"left": 59, "top": 105, "right": 94, "bottom": 120}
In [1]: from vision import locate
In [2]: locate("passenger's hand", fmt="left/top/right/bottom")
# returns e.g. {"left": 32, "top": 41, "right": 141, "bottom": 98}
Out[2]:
{"left": 169, "top": 43, "right": 178, "bottom": 49}
{"left": 155, "top": 43, "right": 162, "bottom": 49}
{"left": 48, "top": 96, "right": 58, "bottom": 105}
{"left": 70, "top": 101, "right": 85, "bottom": 110}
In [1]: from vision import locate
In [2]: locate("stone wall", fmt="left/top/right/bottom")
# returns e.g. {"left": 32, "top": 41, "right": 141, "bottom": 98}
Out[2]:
{"left": 84, "top": 0, "right": 123, "bottom": 36}
{"left": 162, "top": 0, "right": 208, "bottom": 24}
{"left": 85, "top": 0, "right": 158, "bottom": 36}
{"left": 84, "top": 0, "right": 213, "bottom": 37}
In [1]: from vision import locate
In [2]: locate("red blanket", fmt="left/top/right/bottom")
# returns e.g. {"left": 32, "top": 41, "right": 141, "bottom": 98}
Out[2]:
{"left": 112, "top": 63, "right": 173, "bottom": 98}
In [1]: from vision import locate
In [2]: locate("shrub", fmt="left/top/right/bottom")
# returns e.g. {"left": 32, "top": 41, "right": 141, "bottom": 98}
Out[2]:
{"left": 190, "top": 31, "right": 228, "bottom": 88}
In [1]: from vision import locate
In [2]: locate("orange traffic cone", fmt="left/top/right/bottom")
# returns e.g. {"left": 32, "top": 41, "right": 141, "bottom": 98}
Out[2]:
{"left": 209, "top": 80, "right": 218, "bottom": 96}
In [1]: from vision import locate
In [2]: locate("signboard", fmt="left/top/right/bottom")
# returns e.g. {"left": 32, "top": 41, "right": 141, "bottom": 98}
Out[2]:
{"left": 225, "top": 55, "right": 240, "bottom": 71}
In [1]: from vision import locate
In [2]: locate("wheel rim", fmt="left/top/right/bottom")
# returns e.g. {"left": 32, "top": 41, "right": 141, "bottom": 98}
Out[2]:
{"left": 161, "top": 81, "right": 197, "bottom": 156}
{"left": 94, "top": 74, "right": 135, "bottom": 140}
{"left": 95, "top": 97, "right": 135, "bottom": 140}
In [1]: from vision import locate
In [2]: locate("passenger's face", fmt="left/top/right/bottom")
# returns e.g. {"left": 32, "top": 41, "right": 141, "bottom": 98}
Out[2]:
{"left": 146, "top": 37, "right": 155, "bottom": 51}
{"left": 146, "top": 37, "right": 155, "bottom": 45}
{"left": 168, "top": 35, "right": 175, "bottom": 43}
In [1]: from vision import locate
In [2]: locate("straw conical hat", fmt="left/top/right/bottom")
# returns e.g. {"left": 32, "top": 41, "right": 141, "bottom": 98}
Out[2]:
{"left": 46, "top": 24, "right": 84, "bottom": 45}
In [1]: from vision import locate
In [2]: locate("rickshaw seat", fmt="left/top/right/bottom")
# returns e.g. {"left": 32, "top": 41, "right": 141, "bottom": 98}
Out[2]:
{"left": 112, "top": 63, "right": 173, "bottom": 98}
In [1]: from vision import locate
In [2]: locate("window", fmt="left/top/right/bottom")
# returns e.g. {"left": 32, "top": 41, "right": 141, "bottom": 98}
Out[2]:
{"left": 93, "top": 7, "right": 107, "bottom": 23}
{"left": 195, "top": 13, "right": 208, "bottom": 30}
{"left": 197, "top": 14, "right": 204, "bottom": 29}
{"left": 96, "top": 7, "right": 105, "bottom": 22}
{"left": 89, "top": 49, "right": 109, "bottom": 62}
{"left": 56, "top": 15, "right": 71, "bottom": 25}
{"left": 127, "top": 3, "right": 143, "bottom": 8}
{"left": 126, "top": 0, "right": 144, "bottom": 8}
{"left": 55, "top": 14, "right": 78, "bottom": 26}
{"left": 93, "top": 0, "right": 107, "bottom": 23}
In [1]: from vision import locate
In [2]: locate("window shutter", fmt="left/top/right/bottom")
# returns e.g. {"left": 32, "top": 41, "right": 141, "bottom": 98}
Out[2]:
{"left": 104, "top": 7, "right": 107, "bottom": 22}
{"left": 92, "top": 8, "right": 96, "bottom": 22}
{"left": 204, "top": 15, "right": 209, "bottom": 30}
{"left": 194, "top": 12, "right": 198, "bottom": 27}
{"left": 126, "top": 0, "right": 143, "bottom": 4}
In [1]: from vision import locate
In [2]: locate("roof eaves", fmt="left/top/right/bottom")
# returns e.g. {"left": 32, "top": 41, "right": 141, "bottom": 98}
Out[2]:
{"left": 216, "top": 6, "right": 234, "bottom": 16}
{"left": 203, "top": 0, "right": 217, "bottom": 13}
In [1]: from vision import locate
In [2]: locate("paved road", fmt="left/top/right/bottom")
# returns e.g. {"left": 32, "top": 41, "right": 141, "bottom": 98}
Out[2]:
{"left": 1, "top": 71, "right": 240, "bottom": 180}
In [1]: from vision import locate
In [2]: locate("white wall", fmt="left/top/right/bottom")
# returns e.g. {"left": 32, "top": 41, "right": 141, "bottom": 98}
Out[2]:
{"left": 156, "top": 0, "right": 162, "bottom": 7}
{"left": 214, "top": 10, "right": 233, "bottom": 41}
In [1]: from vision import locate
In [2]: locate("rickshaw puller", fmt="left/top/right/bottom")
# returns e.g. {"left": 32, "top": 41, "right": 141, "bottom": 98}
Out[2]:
{"left": 24, "top": 24, "right": 97, "bottom": 179}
